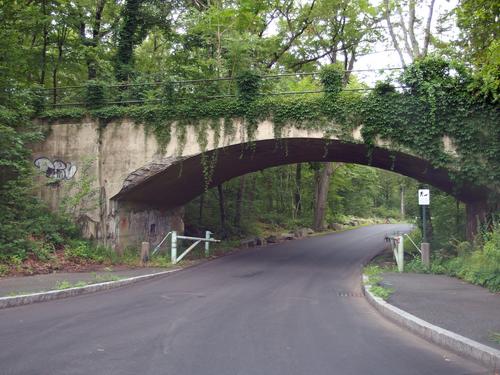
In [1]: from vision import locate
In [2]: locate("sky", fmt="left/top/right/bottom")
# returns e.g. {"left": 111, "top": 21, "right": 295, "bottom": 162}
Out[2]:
{"left": 355, "top": 0, "right": 459, "bottom": 85}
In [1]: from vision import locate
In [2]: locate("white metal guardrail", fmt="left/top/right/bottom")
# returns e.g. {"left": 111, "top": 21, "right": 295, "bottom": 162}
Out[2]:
{"left": 403, "top": 233, "right": 422, "bottom": 254}
{"left": 387, "top": 235, "right": 405, "bottom": 272}
{"left": 385, "top": 232, "right": 430, "bottom": 272}
{"left": 152, "top": 230, "right": 220, "bottom": 265}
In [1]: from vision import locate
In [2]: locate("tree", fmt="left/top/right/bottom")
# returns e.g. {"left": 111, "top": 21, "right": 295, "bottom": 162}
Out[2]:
{"left": 383, "top": 0, "right": 437, "bottom": 66}
{"left": 115, "top": 0, "right": 144, "bottom": 81}
{"left": 456, "top": 0, "right": 499, "bottom": 102}
{"left": 313, "top": 163, "right": 335, "bottom": 231}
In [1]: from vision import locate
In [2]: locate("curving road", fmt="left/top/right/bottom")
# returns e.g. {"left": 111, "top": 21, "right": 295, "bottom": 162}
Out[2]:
{"left": 0, "top": 225, "right": 487, "bottom": 375}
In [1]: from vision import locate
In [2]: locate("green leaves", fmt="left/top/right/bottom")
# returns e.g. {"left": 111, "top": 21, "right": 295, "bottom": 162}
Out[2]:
{"left": 84, "top": 81, "right": 105, "bottom": 108}
{"left": 320, "top": 64, "right": 344, "bottom": 96}
{"left": 236, "top": 71, "right": 262, "bottom": 101}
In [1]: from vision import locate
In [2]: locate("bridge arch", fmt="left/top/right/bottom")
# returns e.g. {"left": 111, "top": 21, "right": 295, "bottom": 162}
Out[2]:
{"left": 114, "top": 137, "right": 485, "bottom": 207}
{"left": 32, "top": 117, "right": 491, "bottom": 250}
{"left": 111, "top": 137, "right": 487, "bottom": 250}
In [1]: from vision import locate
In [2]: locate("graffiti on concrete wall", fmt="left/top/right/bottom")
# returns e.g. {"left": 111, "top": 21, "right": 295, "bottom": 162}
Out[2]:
{"left": 34, "top": 157, "right": 77, "bottom": 180}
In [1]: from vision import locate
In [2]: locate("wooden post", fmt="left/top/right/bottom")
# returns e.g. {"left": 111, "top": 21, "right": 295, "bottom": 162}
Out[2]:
{"left": 421, "top": 242, "right": 430, "bottom": 268}
{"left": 140, "top": 242, "right": 149, "bottom": 266}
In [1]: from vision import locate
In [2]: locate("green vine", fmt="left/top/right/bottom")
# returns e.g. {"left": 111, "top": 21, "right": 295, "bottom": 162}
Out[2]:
{"left": 39, "top": 58, "right": 500, "bottom": 198}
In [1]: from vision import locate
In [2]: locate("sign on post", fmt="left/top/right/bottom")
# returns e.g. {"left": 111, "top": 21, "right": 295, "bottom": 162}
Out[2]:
{"left": 418, "top": 188, "right": 430, "bottom": 244}
{"left": 418, "top": 189, "right": 430, "bottom": 205}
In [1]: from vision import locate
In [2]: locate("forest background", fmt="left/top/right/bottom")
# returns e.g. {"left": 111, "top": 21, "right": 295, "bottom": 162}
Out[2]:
{"left": 0, "top": 0, "right": 498, "bottom": 286}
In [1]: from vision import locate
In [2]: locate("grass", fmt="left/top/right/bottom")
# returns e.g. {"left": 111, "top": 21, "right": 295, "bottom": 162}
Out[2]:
{"left": 55, "top": 280, "right": 83, "bottom": 290}
{"left": 148, "top": 255, "right": 173, "bottom": 267}
{"left": 55, "top": 274, "right": 124, "bottom": 290}
{"left": 369, "top": 285, "right": 394, "bottom": 300}
{"left": 489, "top": 332, "right": 500, "bottom": 345}
{"left": 92, "top": 273, "right": 122, "bottom": 283}
{"left": 363, "top": 264, "right": 395, "bottom": 301}
{"left": 4, "top": 272, "right": 130, "bottom": 297}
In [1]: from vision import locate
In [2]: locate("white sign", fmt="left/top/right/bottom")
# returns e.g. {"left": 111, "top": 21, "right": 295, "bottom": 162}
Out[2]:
{"left": 418, "top": 189, "right": 430, "bottom": 205}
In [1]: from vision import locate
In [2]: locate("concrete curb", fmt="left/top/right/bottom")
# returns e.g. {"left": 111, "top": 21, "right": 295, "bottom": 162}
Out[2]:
{"left": 0, "top": 269, "right": 180, "bottom": 310}
{"left": 362, "top": 275, "right": 500, "bottom": 370}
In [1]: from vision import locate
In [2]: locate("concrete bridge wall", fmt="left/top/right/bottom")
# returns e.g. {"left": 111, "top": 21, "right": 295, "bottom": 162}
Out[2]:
{"left": 31, "top": 117, "right": 484, "bottom": 250}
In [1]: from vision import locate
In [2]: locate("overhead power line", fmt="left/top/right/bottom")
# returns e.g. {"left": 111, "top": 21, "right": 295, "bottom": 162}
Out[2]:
{"left": 40, "top": 67, "right": 404, "bottom": 92}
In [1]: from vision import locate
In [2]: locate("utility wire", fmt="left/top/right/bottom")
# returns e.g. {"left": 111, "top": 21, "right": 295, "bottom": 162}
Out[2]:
{"left": 50, "top": 85, "right": 407, "bottom": 108}
{"left": 41, "top": 67, "right": 404, "bottom": 92}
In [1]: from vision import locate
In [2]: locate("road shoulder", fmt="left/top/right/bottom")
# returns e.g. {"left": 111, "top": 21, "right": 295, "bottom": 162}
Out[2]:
{"left": 363, "top": 274, "right": 500, "bottom": 370}
{"left": 0, "top": 268, "right": 180, "bottom": 309}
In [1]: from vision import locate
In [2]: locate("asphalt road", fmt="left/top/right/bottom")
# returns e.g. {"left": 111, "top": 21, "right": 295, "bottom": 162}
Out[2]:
{"left": 0, "top": 225, "right": 487, "bottom": 375}
{"left": 381, "top": 272, "right": 500, "bottom": 350}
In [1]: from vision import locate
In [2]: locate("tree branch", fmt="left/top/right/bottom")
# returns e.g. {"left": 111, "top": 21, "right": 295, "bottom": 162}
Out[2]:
{"left": 396, "top": 4, "right": 413, "bottom": 57}
{"left": 266, "top": 0, "right": 317, "bottom": 69}
{"left": 407, "top": 0, "right": 421, "bottom": 58}
{"left": 383, "top": 0, "right": 406, "bottom": 67}
{"left": 422, "top": 0, "right": 436, "bottom": 57}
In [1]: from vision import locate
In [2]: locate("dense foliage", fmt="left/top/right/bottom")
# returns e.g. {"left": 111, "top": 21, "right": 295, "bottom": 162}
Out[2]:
{"left": 0, "top": 99, "right": 80, "bottom": 269}
{"left": 405, "top": 223, "right": 500, "bottom": 292}
{"left": 0, "top": 0, "right": 498, "bottom": 278}
{"left": 40, "top": 58, "right": 500, "bottom": 192}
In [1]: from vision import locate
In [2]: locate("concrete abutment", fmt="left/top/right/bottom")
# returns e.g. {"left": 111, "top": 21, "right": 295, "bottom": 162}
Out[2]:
{"left": 110, "top": 201, "right": 184, "bottom": 253}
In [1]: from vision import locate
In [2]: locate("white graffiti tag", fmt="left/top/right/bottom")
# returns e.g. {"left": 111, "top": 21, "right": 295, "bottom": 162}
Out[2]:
{"left": 34, "top": 157, "right": 77, "bottom": 180}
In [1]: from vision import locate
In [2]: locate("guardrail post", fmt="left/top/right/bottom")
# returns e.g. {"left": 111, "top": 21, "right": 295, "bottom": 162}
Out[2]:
{"left": 397, "top": 235, "right": 404, "bottom": 273}
{"left": 140, "top": 242, "right": 149, "bottom": 266}
{"left": 205, "top": 231, "right": 211, "bottom": 257}
{"left": 421, "top": 242, "right": 430, "bottom": 268}
{"left": 171, "top": 231, "right": 177, "bottom": 264}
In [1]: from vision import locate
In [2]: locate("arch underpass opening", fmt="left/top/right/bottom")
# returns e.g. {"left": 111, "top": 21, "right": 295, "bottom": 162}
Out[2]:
{"left": 114, "top": 138, "right": 486, "bottom": 205}
{"left": 111, "top": 138, "right": 489, "bottom": 250}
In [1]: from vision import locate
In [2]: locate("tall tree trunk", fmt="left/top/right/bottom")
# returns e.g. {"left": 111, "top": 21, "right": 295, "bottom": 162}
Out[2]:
{"left": 89, "top": 0, "right": 106, "bottom": 79}
{"left": 40, "top": 0, "right": 48, "bottom": 85}
{"left": 217, "top": 184, "right": 226, "bottom": 238}
{"left": 294, "top": 163, "right": 302, "bottom": 216}
{"left": 115, "top": 0, "right": 143, "bottom": 81}
{"left": 198, "top": 193, "right": 204, "bottom": 225}
{"left": 52, "top": 31, "right": 66, "bottom": 105}
{"left": 266, "top": 172, "right": 273, "bottom": 210}
{"left": 278, "top": 168, "right": 286, "bottom": 211}
{"left": 383, "top": 0, "right": 406, "bottom": 67}
{"left": 247, "top": 176, "right": 256, "bottom": 213}
{"left": 407, "top": 0, "right": 421, "bottom": 58}
{"left": 79, "top": 0, "right": 106, "bottom": 80}
{"left": 465, "top": 200, "right": 488, "bottom": 242}
{"left": 52, "top": 66, "right": 58, "bottom": 105}
{"left": 400, "top": 184, "right": 405, "bottom": 219}
{"left": 234, "top": 176, "right": 246, "bottom": 229}
{"left": 422, "top": 0, "right": 436, "bottom": 56}
{"left": 313, "top": 163, "right": 334, "bottom": 231}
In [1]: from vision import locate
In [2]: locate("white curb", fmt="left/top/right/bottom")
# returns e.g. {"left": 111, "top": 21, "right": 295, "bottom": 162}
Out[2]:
{"left": 362, "top": 275, "right": 500, "bottom": 370}
{"left": 0, "top": 269, "right": 180, "bottom": 310}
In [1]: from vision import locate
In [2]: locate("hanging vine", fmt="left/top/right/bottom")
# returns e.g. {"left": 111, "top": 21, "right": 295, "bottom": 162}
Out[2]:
{"left": 39, "top": 57, "right": 500, "bottom": 197}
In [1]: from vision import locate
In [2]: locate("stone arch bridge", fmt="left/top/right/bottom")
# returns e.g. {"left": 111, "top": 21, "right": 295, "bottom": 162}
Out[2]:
{"left": 33, "top": 117, "right": 490, "bottom": 251}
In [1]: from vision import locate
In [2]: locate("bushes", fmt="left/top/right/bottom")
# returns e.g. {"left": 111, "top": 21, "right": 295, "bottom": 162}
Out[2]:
{"left": 64, "top": 241, "right": 124, "bottom": 264}
{"left": 441, "top": 226, "right": 500, "bottom": 292}
{"left": 84, "top": 80, "right": 105, "bottom": 108}
{"left": 363, "top": 265, "right": 394, "bottom": 300}
{"left": 404, "top": 224, "right": 500, "bottom": 292}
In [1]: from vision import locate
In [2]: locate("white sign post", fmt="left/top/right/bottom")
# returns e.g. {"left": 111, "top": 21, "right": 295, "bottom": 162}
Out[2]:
{"left": 418, "top": 188, "right": 430, "bottom": 245}
{"left": 418, "top": 189, "right": 430, "bottom": 205}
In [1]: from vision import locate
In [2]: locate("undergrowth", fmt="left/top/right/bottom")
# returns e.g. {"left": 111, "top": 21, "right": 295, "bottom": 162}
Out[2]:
{"left": 363, "top": 264, "right": 394, "bottom": 300}
{"left": 404, "top": 223, "right": 500, "bottom": 293}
